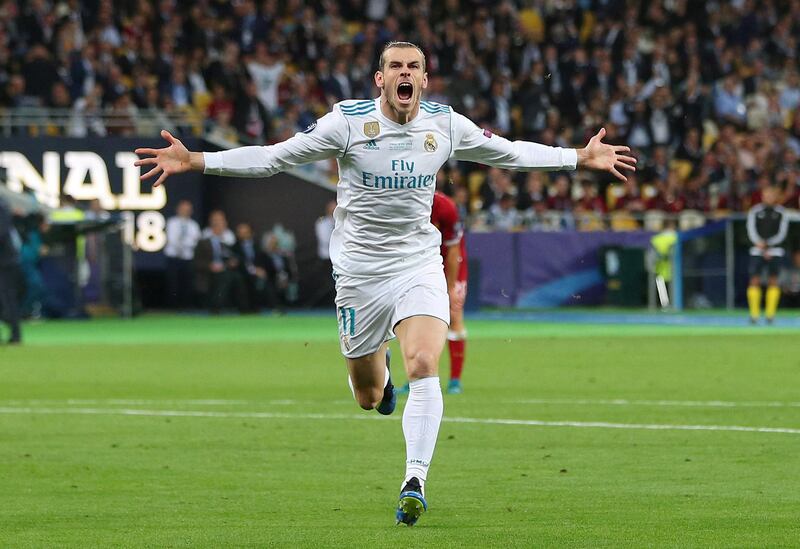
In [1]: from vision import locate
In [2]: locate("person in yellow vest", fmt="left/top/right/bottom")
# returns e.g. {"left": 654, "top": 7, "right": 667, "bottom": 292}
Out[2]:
{"left": 50, "top": 194, "right": 89, "bottom": 281}
{"left": 651, "top": 226, "right": 677, "bottom": 307}
{"left": 746, "top": 186, "right": 789, "bottom": 324}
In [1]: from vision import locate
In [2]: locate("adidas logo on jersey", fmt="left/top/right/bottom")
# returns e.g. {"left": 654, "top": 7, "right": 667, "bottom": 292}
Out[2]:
{"left": 364, "top": 140, "right": 379, "bottom": 150}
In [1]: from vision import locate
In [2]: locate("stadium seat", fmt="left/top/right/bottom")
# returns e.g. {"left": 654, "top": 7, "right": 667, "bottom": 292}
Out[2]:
{"left": 609, "top": 211, "right": 640, "bottom": 231}
{"left": 643, "top": 210, "right": 666, "bottom": 232}
{"left": 576, "top": 212, "right": 606, "bottom": 232}
{"left": 678, "top": 210, "right": 706, "bottom": 230}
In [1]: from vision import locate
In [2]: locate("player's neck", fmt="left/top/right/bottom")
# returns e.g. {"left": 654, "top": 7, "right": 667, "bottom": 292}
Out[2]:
{"left": 380, "top": 96, "right": 419, "bottom": 125}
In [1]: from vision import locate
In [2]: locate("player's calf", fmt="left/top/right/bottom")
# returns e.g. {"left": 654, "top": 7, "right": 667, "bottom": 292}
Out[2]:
{"left": 346, "top": 346, "right": 392, "bottom": 410}
{"left": 353, "top": 386, "right": 383, "bottom": 410}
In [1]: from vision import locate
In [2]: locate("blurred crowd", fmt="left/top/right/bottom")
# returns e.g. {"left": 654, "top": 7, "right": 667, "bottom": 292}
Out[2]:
{"left": 1, "top": 0, "right": 800, "bottom": 230}
{"left": 164, "top": 201, "right": 299, "bottom": 313}
{"left": 0, "top": 188, "right": 302, "bottom": 326}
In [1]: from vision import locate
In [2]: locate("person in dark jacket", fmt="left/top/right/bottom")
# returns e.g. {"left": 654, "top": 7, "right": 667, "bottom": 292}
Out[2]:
{"left": 232, "top": 222, "right": 272, "bottom": 312}
{"left": 0, "top": 197, "right": 22, "bottom": 343}
{"left": 746, "top": 186, "right": 790, "bottom": 323}
{"left": 194, "top": 211, "right": 246, "bottom": 314}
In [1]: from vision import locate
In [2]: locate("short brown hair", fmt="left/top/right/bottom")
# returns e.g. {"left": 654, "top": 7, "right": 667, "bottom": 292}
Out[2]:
{"left": 378, "top": 41, "right": 426, "bottom": 72}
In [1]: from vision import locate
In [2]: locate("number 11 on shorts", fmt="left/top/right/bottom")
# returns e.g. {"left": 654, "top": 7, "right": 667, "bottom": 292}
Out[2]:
{"left": 339, "top": 307, "right": 355, "bottom": 336}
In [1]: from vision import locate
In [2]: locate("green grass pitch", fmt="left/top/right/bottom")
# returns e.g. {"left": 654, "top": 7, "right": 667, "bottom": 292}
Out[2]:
{"left": 1, "top": 314, "right": 799, "bottom": 547}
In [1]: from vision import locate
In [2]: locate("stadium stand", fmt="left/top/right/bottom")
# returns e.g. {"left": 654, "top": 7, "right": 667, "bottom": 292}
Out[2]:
{"left": 0, "top": 0, "right": 799, "bottom": 232}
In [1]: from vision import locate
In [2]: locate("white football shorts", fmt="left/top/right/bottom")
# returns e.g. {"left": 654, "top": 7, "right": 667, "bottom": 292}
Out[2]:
{"left": 334, "top": 260, "right": 450, "bottom": 358}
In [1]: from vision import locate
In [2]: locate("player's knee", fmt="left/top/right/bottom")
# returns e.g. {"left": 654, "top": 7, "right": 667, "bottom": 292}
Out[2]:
{"left": 406, "top": 350, "right": 438, "bottom": 379}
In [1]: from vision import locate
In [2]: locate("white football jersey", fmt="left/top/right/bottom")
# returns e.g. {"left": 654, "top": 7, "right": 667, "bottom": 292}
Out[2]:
{"left": 203, "top": 97, "right": 577, "bottom": 277}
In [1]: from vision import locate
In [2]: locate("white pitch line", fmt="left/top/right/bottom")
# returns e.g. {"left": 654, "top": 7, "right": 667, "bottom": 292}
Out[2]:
{"left": 2, "top": 398, "right": 277, "bottom": 406}
{"left": 507, "top": 398, "right": 800, "bottom": 409}
{"left": 0, "top": 406, "right": 798, "bottom": 435}
{"left": 0, "top": 398, "right": 362, "bottom": 406}
{"left": 5, "top": 397, "right": 800, "bottom": 409}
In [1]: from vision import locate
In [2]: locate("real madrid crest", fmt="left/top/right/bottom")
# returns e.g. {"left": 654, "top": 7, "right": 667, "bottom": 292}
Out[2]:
{"left": 363, "top": 121, "right": 380, "bottom": 138}
{"left": 424, "top": 133, "right": 438, "bottom": 152}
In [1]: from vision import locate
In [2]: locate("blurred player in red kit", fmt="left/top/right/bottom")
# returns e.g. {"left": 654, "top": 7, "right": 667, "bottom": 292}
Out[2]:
{"left": 398, "top": 190, "right": 468, "bottom": 395}
{"left": 433, "top": 191, "right": 468, "bottom": 394}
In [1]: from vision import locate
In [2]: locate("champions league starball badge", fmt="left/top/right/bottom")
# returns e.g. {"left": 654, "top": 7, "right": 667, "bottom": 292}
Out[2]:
{"left": 303, "top": 122, "right": 317, "bottom": 133}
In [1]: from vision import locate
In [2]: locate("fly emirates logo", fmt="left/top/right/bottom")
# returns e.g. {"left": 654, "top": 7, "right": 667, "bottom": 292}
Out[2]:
{"left": 361, "top": 160, "right": 436, "bottom": 190}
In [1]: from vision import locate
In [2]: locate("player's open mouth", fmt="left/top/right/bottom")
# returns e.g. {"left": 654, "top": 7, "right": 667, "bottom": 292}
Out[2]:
{"left": 397, "top": 82, "right": 413, "bottom": 103}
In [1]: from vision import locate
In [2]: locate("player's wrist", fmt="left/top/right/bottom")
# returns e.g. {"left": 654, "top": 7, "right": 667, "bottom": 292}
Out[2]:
{"left": 576, "top": 147, "right": 588, "bottom": 167}
{"left": 189, "top": 151, "right": 205, "bottom": 172}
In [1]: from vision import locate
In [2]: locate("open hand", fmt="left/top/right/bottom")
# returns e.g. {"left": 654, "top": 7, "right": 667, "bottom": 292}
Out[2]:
{"left": 134, "top": 130, "right": 193, "bottom": 187}
{"left": 577, "top": 128, "right": 637, "bottom": 182}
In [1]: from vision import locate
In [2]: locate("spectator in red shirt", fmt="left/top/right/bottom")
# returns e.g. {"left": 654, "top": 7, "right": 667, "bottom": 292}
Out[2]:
{"left": 547, "top": 174, "right": 574, "bottom": 212}
{"left": 681, "top": 176, "right": 710, "bottom": 211}
{"left": 647, "top": 170, "right": 685, "bottom": 213}
{"left": 207, "top": 83, "right": 235, "bottom": 121}
{"left": 517, "top": 172, "right": 549, "bottom": 211}
{"left": 749, "top": 173, "right": 772, "bottom": 208}
{"left": 575, "top": 179, "right": 606, "bottom": 214}
{"left": 614, "top": 174, "right": 647, "bottom": 212}
{"left": 781, "top": 170, "right": 800, "bottom": 208}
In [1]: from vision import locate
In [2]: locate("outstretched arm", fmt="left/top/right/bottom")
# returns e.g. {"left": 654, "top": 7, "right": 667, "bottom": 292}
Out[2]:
{"left": 451, "top": 111, "right": 636, "bottom": 181}
{"left": 135, "top": 109, "right": 348, "bottom": 187}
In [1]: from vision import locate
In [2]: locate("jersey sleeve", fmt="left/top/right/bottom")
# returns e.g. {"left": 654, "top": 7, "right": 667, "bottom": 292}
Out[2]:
{"left": 451, "top": 110, "right": 577, "bottom": 171}
{"left": 203, "top": 107, "right": 348, "bottom": 178}
{"left": 746, "top": 205, "right": 762, "bottom": 244}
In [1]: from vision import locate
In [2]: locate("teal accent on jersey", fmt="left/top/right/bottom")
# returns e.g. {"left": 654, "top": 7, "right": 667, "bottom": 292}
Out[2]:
{"left": 341, "top": 102, "right": 374, "bottom": 110}
{"left": 341, "top": 101, "right": 376, "bottom": 115}
{"left": 341, "top": 100, "right": 374, "bottom": 107}
{"left": 421, "top": 101, "right": 450, "bottom": 114}
{"left": 361, "top": 171, "right": 436, "bottom": 189}
{"left": 420, "top": 107, "right": 449, "bottom": 114}
{"left": 341, "top": 104, "right": 374, "bottom": 109}
{"left": 341, "top": 107, "right": 376, "bottom": 116}
{"left": 420, "top": 103, "right": 449, "bottom": 115}
{"left": 349, "top": 308, "right": 355, "bottom": 336}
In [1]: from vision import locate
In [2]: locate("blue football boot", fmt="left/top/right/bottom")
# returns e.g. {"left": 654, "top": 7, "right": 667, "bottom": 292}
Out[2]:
{"left": 396, "top": 477, "right": 427, "bottom": 526}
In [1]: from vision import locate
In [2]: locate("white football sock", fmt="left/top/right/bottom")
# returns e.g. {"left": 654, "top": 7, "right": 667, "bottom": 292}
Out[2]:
{"left": 402, "top": 376, "right": 443, "bottom": 489}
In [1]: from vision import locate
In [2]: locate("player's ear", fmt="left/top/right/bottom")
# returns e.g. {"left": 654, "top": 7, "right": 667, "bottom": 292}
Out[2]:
{"left": 374, "top": 70, "right": 384, "bottom": 89}
{"left": 422, "top": 72, "right": 429, "bottom": 89}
